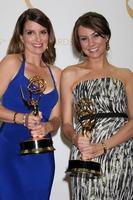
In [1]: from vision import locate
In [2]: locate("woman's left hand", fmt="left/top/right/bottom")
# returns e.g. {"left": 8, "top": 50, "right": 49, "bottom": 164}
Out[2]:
{"left": 30, "top": 121, "right": 52, "bottom": 139}
{"left": 81, "top": 142, "right": 104, "bottom": 160}
{"left": 30, "top": 122, "right": 45, "bottom": 139}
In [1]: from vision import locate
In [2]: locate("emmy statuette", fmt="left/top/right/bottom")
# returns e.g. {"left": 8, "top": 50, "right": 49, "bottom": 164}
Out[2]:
{"left": 20, "top": 75, "right": 55, "bottom": 155}
{"left": 66, "top": 98, "right": 102, "bottom": 178}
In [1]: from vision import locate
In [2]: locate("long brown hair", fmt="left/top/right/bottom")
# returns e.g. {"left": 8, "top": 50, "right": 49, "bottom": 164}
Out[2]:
{"left": 7, "top": 8, "right": 56, "bottom": 64}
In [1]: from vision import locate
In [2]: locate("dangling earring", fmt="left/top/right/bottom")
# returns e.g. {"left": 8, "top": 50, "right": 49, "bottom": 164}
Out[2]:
{"left": 106, "top": 40, "right": 110, "bottom": 51}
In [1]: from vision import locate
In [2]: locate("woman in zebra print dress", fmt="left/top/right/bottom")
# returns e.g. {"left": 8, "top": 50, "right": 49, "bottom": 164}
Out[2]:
{"left": 61, "top": 12, "right": 133, "bottom": 200}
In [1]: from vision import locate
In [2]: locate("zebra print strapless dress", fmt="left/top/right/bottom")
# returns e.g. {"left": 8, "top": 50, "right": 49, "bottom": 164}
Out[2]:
{"left": 70, "top": 77, "right": 133, "bottom": 200}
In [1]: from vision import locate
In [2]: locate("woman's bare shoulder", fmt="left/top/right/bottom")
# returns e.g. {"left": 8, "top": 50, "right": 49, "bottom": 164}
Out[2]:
{"left": 113, "top": 66, "right": 132, "bottom": 78}
{"left": 0, "top": 54, "right": 21, "bottom": 69}
{"left": 50, "top": 64, "right": 61, "bottom": 71}
{"left": 112, "top": 65, "right": 133, "bottom": 85}
{"left": 0, "top": 54, "right": 22, "bottom": 82}
{"left": 62, "top": 64, "right": 81, "bottom": 76}
{"left": 49, "top": 64, "right": 62, "bottom": 79}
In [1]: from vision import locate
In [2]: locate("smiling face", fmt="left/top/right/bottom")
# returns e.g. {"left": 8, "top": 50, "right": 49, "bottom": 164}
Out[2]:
{"left": 72, "top": 12, "right": 111, "bottom": 59}
{"left": 21, "top": 20, "right": 49, "bottom": 56}
{"left": 78, "top": 25, "right": 108, "bottom": 59}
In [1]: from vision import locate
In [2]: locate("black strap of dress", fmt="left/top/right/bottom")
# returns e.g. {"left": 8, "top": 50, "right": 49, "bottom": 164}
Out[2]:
{"left": 80, "top": 112, "right": 128, "bottom": 121}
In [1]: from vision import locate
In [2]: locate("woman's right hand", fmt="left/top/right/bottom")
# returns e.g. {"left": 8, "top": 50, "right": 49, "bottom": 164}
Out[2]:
{"left": 25, "top": 111, "right": 42, "bottom": 131}
{"left": 72, "top": 131, "right": 92, "bottom": 153}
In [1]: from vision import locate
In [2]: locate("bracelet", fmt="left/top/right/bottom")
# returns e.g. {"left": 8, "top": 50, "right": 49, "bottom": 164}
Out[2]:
{"left": 23, "top": 114, "right": 27, "bottom": 126}
{"left": 13, "top": 112, "right": 18, "bottom": 123}
{"left": 101, "top": 141, "right": 107, "bottom": 154}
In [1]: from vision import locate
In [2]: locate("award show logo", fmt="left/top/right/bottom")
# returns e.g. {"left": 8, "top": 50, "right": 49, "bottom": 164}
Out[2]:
{"left": 24, "top": 0, "right": 33, "bottom": 8}
{"left": 126, "top": 0, "right": 133, "bottom": 19}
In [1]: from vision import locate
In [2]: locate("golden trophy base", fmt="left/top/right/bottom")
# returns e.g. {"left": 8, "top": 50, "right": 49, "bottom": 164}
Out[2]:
{"left": 66, "top": 160, "right": 102, "bottom": 178}
{"left": 20, "top": 138, "right": 55, "bottom": 155}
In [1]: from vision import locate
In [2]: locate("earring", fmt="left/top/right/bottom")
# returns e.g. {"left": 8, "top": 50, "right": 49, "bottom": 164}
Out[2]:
{"left": 106, "top": 40, "right": 110, "bottom": 51}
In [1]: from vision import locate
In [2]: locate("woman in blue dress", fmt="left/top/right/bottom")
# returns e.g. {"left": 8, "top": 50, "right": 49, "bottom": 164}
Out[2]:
{"left": 0, "top": 8, "right": 61, "bottom": 200}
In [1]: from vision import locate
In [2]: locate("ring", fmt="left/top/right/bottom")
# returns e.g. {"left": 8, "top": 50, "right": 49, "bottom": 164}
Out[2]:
{"left": 34, "top": 121, "right": 38, "bottom": 126}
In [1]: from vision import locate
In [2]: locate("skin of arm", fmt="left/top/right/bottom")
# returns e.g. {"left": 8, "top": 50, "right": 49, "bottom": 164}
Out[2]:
{"left": 61, "top": 67, "right": 91, "bottom": 150}
{"left": 0, "top": 54, "right": 27, "bottom": 123}
{"left": 47, "top": 66, "right": 61, "bottom": 133}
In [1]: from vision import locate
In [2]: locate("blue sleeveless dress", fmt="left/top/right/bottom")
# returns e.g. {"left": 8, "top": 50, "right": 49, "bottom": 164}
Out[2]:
{"left": 0, "top": 59, "right": 58, "bottom": 200}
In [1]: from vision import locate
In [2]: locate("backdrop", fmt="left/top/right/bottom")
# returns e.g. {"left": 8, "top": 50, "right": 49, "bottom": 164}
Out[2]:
{"left": 0, "top": 1, "right": 133, "bottom": 199}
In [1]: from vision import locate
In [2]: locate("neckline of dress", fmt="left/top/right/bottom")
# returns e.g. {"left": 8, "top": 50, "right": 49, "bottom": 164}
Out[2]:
{"left": 23, "top": 74, "right": 55, "bottom": 96}
{"left": 72, "top": 77, "right": 125, "bottom": 92}
{"left": 22, "top": 58, "right": 56, "bottom": 96}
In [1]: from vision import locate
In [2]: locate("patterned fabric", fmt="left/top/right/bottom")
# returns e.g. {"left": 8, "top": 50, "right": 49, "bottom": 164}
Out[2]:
{"left": 70, "top": 77, "right": 133, "bottom": 200}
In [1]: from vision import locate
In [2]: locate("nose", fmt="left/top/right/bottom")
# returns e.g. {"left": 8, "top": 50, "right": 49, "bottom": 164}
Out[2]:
{"left": 35, "top": 33, "right": 41, "bottom": 41}
{"left": 87, "top": 37, "right": 95, "bottom": 46}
